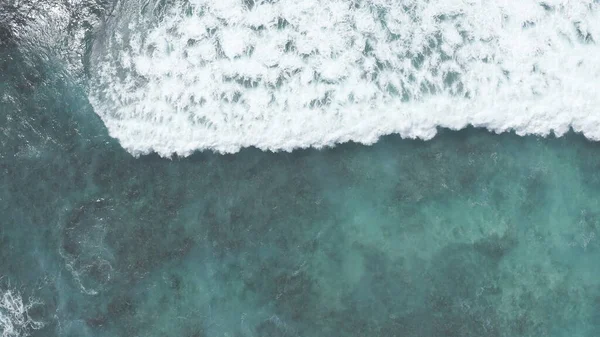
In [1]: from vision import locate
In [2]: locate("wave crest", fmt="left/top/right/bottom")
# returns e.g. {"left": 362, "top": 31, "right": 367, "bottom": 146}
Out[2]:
{"left": 88, "top": 0, "right": 600, "bottom": 156}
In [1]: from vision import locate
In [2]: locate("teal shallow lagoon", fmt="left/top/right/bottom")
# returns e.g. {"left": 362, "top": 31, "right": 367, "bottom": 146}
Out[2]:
{"left": 2, "top": 41, "right": 600, "bottom": 337}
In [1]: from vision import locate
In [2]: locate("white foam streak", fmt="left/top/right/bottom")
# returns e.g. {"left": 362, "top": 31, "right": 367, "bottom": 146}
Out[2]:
{"left": 0, "top": 288, "right": 44, "bottom": 337}
{"left": 89, "top": 0, "right": 600, "bottom": 156}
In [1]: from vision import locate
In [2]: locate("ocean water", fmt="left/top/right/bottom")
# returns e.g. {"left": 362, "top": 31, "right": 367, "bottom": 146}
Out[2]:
{"left": 2, "top": 1, "right": 600, "bottom": 337}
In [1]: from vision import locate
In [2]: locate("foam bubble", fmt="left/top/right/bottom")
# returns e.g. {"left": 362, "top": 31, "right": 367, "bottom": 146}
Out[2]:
{"left": 88, "top": 0, "right": 600, "bottom": 156}
{"left": 0, "top": 288, "right": 44, "bottom": 337}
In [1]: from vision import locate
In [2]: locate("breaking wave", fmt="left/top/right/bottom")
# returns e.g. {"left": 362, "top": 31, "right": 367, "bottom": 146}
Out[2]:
{"left": 10, "top": 0, "right": 600, "bottom": 156}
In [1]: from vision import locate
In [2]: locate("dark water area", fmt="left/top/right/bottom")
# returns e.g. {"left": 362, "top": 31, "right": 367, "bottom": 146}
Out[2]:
{"left": 2, "top": 40, "right": 600, "bottom": 337}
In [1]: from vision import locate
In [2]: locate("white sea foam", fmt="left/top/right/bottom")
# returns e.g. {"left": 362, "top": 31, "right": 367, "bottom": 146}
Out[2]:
{"left": 0, "top": 288, "right": 44, "bottom": 337}
{"left": 88, "top": 0, "right": 600, "bottom": 156}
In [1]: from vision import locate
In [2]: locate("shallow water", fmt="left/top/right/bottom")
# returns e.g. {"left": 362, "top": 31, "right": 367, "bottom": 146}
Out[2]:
{"left": 2, "top": 41, "right": 600, "bottom": 337}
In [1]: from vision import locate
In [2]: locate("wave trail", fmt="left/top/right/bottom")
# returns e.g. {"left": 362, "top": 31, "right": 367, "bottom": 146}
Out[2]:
{"left": 88, "top": 0, "right": 600, "bottom": 156}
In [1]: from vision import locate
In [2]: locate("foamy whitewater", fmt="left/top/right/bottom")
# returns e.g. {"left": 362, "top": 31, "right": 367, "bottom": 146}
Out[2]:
{"left": 0, "top": 289, "right": 43, "bottom": 337}
{"left": 88, "top": 0, "right": 600, "bottom": 156}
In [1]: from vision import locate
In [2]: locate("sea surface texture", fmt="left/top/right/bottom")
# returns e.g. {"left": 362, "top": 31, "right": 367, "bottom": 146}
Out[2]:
{"left": 2, "top": 0, "right": 600, "bottom": 337}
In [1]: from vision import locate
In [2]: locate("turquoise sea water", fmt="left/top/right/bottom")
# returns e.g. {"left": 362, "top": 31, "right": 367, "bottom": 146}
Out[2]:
{"left": 3, "top": 22, "right": 600, "bottom": 337}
